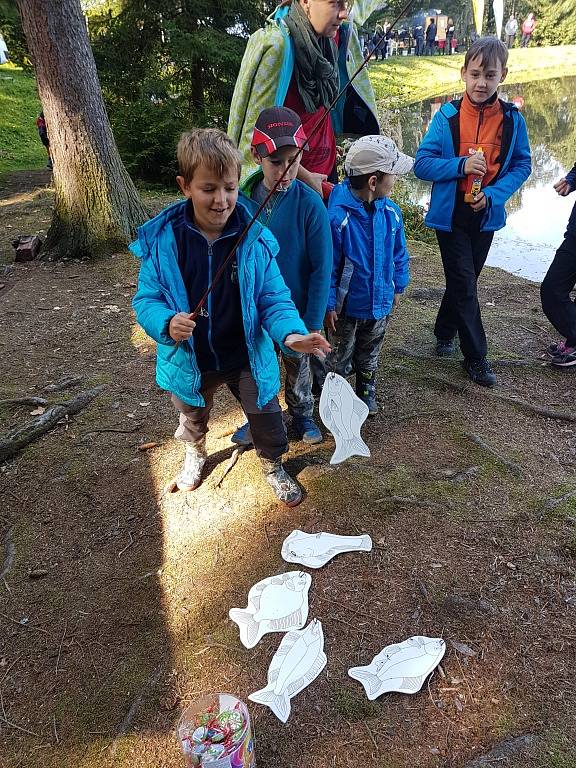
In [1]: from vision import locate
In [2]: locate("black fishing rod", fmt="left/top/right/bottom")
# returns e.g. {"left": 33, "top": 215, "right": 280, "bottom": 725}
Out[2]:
{"left": 190, "top": 0, "right": 418, "bottom": 321}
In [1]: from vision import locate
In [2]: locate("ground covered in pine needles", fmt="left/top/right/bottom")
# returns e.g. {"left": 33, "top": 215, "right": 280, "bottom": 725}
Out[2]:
{"left": 1, "top": 173, "right": 575, "bottom": 768}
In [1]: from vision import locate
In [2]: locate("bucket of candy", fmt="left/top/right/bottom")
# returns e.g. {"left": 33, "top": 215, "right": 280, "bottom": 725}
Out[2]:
{"left": 177, "top": 693, "right": 256, "bottom": 768}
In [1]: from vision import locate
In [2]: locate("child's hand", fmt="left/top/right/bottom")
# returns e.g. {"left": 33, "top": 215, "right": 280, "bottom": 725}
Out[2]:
{"left": 470, "top": 191, "right": 487, "bottom": 211}
{"left": 554, "top": 178, "right": 572, "bottom": 196}
{"left": 284, "top": 333, "right": 332, "bottom": 358}
{"left": 169, "top": 312, "right": 196, "bottom": 341}
{"left": 324, "top": 310, "right": 338, "bottom": 334}
{"left": 464, "top": 154, "right": 487, "bottom": 176}
{"left": 392, "top": 293, "right": 401, "bottom": 311}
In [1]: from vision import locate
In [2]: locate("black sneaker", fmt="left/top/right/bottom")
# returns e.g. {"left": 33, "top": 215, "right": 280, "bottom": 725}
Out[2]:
{"left": 462, "top": 357, "right": 496, "bottom": 387}
{"left": 436, "top": 337, "right": 455, "bottom": 356}
{"left": 261, "top": 459, "right": 302, "bottom": 507}
{"left": 550, "top": 345, "right": 576, "bottom": 367}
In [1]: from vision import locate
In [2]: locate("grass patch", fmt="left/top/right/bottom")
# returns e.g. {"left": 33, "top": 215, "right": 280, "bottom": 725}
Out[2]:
{"left": 333, "top": 687, "right": 381, "bottom": 720}
{"left": 369, "top": 46, "right": 576, "bottom": 108}
{"left": 539, "top": 731, "right": 576, "bottom": 768}
{"left": 0, "top": 63, "right": 45, "bottom": 179}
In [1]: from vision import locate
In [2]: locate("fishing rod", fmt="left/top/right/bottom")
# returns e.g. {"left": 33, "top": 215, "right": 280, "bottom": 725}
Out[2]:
{"left": 190, "top": 0, "right": 418, "bottom": 321}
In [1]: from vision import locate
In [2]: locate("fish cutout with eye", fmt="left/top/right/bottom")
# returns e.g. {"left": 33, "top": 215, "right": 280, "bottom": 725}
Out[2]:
{"left": 229, "top": 571, "right": 311, "bottom": 649}
{"left": 281, "top": 530, "right": 373, "bottom": 568}
{"left": 249, "top": 619, "right": 327, "bottom": 722}
{"left": 349, "top": 636, "right": 446, "bottom": 699}
{"left": 319, "top": 372, "right": 370, "bottom": 465}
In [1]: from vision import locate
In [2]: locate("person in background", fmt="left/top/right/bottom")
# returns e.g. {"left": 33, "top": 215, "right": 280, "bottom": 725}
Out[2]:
{"left": 36, "top": 111, "right": 52, "bottom": 170}
{"left": 413, "top": 22, "right": 424, "bottom": 56}
{"left": 540, "top": 162, "right": 576, "bottom": 368}
{"left": 425, "top": 17, "right": 437, "bottom": 55}
{"left": 0, "top": 33, "right": 9, "bottom": 64}
{"left": 521, "top": 13, "right": 536, "bottom": 47}
{"left": 445, "top": 18, "right": 455, "bottom": 54}
{"left": 414, "top": 37, "right": 531, "bottom": 388}
{"left": 504, "top": 14, "right": 518, "bottom": 48}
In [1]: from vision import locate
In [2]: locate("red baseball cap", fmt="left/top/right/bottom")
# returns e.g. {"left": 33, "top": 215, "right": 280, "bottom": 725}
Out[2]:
{"left": 252, "top": 106, "right": 307, "bottom": 158}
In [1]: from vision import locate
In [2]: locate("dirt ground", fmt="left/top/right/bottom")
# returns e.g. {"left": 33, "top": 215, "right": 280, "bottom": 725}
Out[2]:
{"left": 1, "top": 172, "right": 575, "bottom": 768}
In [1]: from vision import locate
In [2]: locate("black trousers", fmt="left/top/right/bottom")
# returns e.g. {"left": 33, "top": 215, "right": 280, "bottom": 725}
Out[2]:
{"left": 172, "top": 367, "right": 287, "bottom": 461}
{"left": 540, "top": 233, "right": 576, "bottom": 347}
{"left": 435, "top": 198, "right": 494, "bottom": 360}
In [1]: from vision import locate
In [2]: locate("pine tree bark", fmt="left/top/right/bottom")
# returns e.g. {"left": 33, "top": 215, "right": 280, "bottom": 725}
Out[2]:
{"left": 17, "top": 0, "right": 148, "bottom": 260}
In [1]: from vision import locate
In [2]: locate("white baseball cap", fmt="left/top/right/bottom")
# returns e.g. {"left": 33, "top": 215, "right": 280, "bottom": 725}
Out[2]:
{"left": 345, "top": 135, "right": 414, "bottom": 177}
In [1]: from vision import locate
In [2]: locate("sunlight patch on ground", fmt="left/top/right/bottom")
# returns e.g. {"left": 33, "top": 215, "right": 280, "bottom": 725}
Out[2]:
{"left": 0, "top": 186, "right": 53, "bottom": 208}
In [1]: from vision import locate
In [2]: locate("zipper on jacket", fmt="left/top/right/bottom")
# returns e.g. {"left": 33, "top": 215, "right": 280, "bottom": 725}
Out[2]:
{"left": 475, "top": 107, "right": 484, "bottom": 144}
{"left": 206, "top": 243, "right": 221, "bottom": 371}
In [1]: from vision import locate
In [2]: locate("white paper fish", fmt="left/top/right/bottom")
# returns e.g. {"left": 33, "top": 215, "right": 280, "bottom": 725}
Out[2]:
{"left": 229, "top": 571, "right": 312, "bottom": 649}
{"left": 281, "top": 530, "right": 373, "bottom": 569}
{"left": 349, "top": 636, "right": 446, "bottom": 699}
{"left": 319, "top": 372, "right": 370, "bottom": 465}
{"left": 249, "top": 619, "right": 327, "bottom": 722}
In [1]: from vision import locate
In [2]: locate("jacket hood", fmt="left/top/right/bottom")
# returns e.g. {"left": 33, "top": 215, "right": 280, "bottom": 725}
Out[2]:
{"left": 329, "top": 178, "right": 390, "bottom": 214}
{"left": 129, "top": 198, "right": 276, "bottom": 261}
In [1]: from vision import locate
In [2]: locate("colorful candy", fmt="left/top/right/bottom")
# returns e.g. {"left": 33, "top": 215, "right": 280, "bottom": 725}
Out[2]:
{"left": 180, "top": 700, "right": 249, "bottom": 766}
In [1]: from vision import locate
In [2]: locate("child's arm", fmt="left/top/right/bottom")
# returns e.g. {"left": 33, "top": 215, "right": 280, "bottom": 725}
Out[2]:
{"left": 554, "top": 162, "right": 576, "bottom": 195}
{"left": 482, "top": 115, "right": 531, "bottom": 209}
{"left": 132, "top": 257, "right": 178, "bottom": 346}
{"left": 324, "top": 211, "right": 345, "bottom": 334}
{"left": 304, "top": 199, "right": 333, "bottom": 332}
{"left": 413, "top": 112, "right": 468, "bottom": 182}
{"left": 392, "top": 211, "right": 410, "bottom": 300}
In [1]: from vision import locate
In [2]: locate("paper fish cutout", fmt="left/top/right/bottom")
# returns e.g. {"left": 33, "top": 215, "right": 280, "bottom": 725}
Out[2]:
{"left": 249, "top": 619, "right": 327, "bottom": 722}
{"left": 281, "top": 530, "right": 373, "bottom": 569}
{"left": 229, "top": 571, "right": 311, "bottom": 649}
{"left": 319, "top": 372, "right": 370, "bottom": 464}
{"left": 348, "top": 636, "right": 446, "bottom": 699}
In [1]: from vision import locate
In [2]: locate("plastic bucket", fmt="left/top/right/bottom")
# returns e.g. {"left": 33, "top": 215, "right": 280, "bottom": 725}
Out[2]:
{"left": 177, "top": 693, "right": 256, "bottom": 768}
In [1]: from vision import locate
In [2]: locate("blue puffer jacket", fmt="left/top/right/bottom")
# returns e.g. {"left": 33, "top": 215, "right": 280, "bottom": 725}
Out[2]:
{"left": 414, "top": 98, "right": 531, "bottom": 232}
{"left": 131, "top": 199, "right": 308, "bottom": 408}
{"left": 327, "top": 180, "right": 410, "bottom": 320}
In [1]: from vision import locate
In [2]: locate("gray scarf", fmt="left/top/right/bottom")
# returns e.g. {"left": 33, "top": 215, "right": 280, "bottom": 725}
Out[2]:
{"left": 284, "top": 1, "right": 339, "bottom": 113}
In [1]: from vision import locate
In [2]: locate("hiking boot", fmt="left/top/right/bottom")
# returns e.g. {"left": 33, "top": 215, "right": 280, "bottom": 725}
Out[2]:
{"left": 462, "top": 357, "right": 497, "bottom": 387}
{"left": 436, "top": 337, "right": 455, "bottom": 356}
{"left": 176, "top": 438, "right": 207, "bottom": 491}
{"left": 292, "top": 416, "right": 323, "bottom": 445}
{"left": 549, "top": 345, "right": 576, "bottom": 367}
{"left": 231, "top": 421, "right": 253, "bottom": 446}
{"left": 261, "top": 459, "right": 302, "bottom": 507}
{"left": 355, "top": 371, "right": 378, "bottom": 416}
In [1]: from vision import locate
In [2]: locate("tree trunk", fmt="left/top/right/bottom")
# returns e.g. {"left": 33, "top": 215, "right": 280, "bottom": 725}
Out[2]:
{"left": 17, "top": 0, "right": 149, "bottom": 260}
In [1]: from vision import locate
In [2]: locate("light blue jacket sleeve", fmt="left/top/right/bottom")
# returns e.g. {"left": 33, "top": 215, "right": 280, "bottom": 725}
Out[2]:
{"left": 414, "top": 113, "right": 467, "bottom": 182}
{"left": 393, "top": 212, "right": 410, "bottom": 294}
{"left": 326, "top": 210, "right": 345, "bottom": 312}
{"left": 303, "top": 197, "right": 333, "bottom": 330}
{"left": 483, "top": 113, "right": 531, "bottom": 209}
{"left": 132, "top": 254, "right": 177, "bottom": 347}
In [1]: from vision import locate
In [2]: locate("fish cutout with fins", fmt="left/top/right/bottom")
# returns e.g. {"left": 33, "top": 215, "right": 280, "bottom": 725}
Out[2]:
{"left": 281, "top": 530, "right": 373, "bottom": 569}
{"left": 249, "top": 619, "right": 327, "bottom": 722}
{"left": 349, "top": 636, "right": 446, "bottom": 699}
{"left": 229, "top": 571, "right": 311, "bottom": 649}
{"left": 319, "top": 372, "right": 370, "bottom": 465}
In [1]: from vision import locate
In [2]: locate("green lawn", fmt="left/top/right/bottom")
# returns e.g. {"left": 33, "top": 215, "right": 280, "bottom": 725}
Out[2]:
{"left": 369, "top": 45, "right": 576, "bottom": 107}
{"left": 0, "top": 62, "right": 45, "bottom": 179}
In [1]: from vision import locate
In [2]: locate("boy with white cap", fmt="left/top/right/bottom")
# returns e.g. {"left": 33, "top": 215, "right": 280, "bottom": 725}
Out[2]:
{"left": 324, "top": 135, "right": 413, "bottom": 415}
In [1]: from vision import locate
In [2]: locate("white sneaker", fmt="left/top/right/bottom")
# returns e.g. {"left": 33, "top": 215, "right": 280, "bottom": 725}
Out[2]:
{"left": 176, "top": 438, "right": 207, "bottom": 491}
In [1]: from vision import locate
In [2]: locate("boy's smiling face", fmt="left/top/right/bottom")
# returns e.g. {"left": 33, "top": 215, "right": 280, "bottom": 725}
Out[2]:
{"left": 461, "top": 55, "right": 507, "bottom": 105}
{"left": 177, "top": 162, "right": 239, "bottom": 239}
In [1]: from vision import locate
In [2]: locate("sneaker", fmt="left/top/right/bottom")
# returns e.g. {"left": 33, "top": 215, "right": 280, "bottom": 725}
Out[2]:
{"left": 436, "top": 337, "right": 455, "bottom": 356}
{"left": 176, "top": 438, "right": 207, "bottom": 491}
{"left": 292, "top": 416, "right": 323, "bottom": 445}
{"left": 549, "top": 346, "right": 576, "bottom": 367}
{"left": 546, "top": 340, "right": 567, "bottom": 356}
{"left": 231, "top": 422, "right": 253, "bottom": 446}
{"left": 462, "top": 357, "right": 497, "bottom": 387}
{"left": 262, "top": 459, "right": 302, "bottom": 507}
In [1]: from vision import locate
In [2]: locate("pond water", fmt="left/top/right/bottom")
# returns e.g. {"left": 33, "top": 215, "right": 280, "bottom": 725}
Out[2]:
{"left": 398, "top": 76, "right": 576, "bottom": 282}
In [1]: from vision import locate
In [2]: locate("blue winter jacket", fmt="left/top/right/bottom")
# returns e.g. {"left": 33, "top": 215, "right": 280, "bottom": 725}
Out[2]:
{"left": 414, "top": 98, "right": 531, "bottom": 232}
{"left": 241, "top": 172, "right": 332, "bottom": 331}
{"left": 131, "top": 199, "right": 308, "bottom": 408}
{"left": 327, "top": 180, "right": 410, "bottom": 320}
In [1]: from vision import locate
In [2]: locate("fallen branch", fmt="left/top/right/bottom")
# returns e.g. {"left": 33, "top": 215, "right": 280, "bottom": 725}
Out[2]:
{"left": 423, "top": 373, "right": 576, "bottom": 422}
{"left": 108, "top": 664, "right": 164, "bottom": 755}
{"left": 0, "top": 397, "right": 48, "bottom": 407}
{"left": 464, "top": 433, "right": 524, "bottom": 477}
{"left": 216, "top": 445, "right": 248, "bottom": 488}
{"left": 0, "top": 386, "right": 106, "bottom": 462}
{"left": 541, "top": 490, "right": 576, "bottom": 513}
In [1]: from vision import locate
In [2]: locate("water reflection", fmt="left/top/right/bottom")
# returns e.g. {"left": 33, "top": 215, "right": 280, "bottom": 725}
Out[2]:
{"left": 399, "top": 76, "right": 576, "bottom": 281}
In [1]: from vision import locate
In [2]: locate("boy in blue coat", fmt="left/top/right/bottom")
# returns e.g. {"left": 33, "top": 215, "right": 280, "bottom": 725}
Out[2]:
{"left": 232, "top": 107, "right": 332, "bottom": 446}
{"left": 414, "top": 37, "right": 531, "bottom": 387}
{"left": 131, "top": 128, "right": 330, "bottom": 506}
{"left": 325, "top": 135, "right": 413, "bottom": 415}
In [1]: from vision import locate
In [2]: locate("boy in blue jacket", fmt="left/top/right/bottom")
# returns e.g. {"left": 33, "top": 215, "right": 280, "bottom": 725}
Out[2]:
{"left": 232, "top": 107, "right": 332, "bottom": 447}
{"left": 131, "top": 128, "right": 330, "bottom": 506}
{"left": 414, "top": 37, "right": 531, "bottom": 387}
{"left": 325, "top": 135, "right": 413, "bottom": 415}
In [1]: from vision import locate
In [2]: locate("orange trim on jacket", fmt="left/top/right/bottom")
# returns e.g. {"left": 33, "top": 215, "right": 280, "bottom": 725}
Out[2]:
{"left": 458, "top": 92, "right": 503, "bottom": 193}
